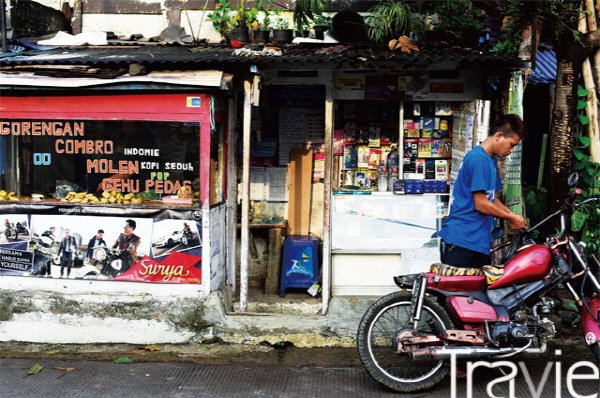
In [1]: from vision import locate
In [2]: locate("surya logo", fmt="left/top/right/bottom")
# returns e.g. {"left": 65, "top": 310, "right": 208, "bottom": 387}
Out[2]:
{"left": 138, "top": 258, "right": 190, "bottom": 282}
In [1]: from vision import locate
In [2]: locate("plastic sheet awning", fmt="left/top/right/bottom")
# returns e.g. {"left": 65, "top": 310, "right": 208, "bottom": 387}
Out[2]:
{"left": 529, "top": 49, "right": 557, "bottom": 85}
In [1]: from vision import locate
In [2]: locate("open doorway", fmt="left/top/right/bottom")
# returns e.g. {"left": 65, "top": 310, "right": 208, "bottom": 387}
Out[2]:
{"left": 234, "top": 84, "right": 326, "bottom": 314}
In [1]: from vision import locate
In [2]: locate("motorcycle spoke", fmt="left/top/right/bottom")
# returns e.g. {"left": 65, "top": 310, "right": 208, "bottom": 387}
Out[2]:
{"left": 368, "top": 301, "right": 444, "bottom": 381}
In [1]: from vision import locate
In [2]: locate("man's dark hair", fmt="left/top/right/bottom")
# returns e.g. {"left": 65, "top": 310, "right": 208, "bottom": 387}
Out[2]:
{"left": 125, "top": 219, "right": 136, "bottom": 230}
{"left": 490, "top": 114, "right": 527, "bottom": 140}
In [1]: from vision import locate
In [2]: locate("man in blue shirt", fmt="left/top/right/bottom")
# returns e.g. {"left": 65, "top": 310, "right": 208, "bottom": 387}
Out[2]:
{"left": 439, "top": 114, "right": 527, "bottom": 268}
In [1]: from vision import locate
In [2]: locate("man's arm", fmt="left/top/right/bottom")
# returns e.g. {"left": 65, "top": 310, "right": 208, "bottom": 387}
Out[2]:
{"left": 473, "top": 192, "right": 526, "bottom": 230}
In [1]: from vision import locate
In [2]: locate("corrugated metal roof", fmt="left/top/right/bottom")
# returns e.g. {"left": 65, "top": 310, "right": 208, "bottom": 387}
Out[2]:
{"left": 0, "top": 41, "right": 518, "bottom": 72}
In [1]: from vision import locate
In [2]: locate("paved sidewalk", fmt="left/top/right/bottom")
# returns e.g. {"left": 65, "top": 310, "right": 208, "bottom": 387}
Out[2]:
{"left": 1, "top": 351, "right": 599, "bottom": 398}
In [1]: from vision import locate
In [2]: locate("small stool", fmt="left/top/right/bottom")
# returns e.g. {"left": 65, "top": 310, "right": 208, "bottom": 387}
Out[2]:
{"left": 279, "top": 235, "right": 319, "bottom": 297}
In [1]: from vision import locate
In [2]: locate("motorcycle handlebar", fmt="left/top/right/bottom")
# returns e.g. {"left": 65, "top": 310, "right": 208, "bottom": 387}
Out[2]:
{"left": 527, "top": 189, "right": 597, "bottom": 233}
{"left": 562, "top": 188, "right": 583, "bottom": 210}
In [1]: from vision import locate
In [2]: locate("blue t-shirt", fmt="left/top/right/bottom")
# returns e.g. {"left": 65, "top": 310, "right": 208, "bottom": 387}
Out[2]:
{"left": 438, "top": 145, "right": 502, "bottom": 255}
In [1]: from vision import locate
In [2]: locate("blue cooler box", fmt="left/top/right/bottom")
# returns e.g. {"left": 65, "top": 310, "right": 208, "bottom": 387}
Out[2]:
{"left": 280, "top": 235, "right": 320, "bottom": 297}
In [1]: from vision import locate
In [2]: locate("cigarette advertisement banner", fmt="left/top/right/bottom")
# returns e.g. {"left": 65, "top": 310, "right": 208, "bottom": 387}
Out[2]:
{"left": 0, "top": 203, "right": 202, "bottom": 284}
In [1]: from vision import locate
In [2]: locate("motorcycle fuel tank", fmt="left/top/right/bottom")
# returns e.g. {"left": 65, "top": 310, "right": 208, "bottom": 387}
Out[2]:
{"left": 489, "top": 244, "right": 552, "bottom": 289}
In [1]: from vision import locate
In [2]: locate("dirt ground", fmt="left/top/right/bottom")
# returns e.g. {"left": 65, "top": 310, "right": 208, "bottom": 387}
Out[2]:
{"left": 0, "top": 341, "right": 362, "bottom": 367}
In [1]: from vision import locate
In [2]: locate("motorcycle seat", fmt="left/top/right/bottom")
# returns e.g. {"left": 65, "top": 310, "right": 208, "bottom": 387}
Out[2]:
{"left": 430, "top": 263, "right": 484, "bottom": 277}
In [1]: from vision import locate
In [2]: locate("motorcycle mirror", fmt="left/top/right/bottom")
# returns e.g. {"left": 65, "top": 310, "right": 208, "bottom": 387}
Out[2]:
{"left": 491, "top": 226, "right": 504, "bottom": 239}
{"left": 567, "top": 172, "right": 579, "bottom": 187}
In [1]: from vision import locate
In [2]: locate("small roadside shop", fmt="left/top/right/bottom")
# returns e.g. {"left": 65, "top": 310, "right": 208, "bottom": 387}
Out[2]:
{"left": 240, "top": 58, "right": 515, "bottom": 307}
{"left": 0, "top": 71, "right": 233, "bottom": 296}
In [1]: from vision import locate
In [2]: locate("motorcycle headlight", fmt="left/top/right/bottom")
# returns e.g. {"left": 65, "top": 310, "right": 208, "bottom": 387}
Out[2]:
{"left": 94, "top": 249, "right": 107, "bottom": 261}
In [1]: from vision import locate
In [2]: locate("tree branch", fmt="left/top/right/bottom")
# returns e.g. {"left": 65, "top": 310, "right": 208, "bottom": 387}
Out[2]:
{"left": 582, "top": 28, "right": 600, "bottom": 50}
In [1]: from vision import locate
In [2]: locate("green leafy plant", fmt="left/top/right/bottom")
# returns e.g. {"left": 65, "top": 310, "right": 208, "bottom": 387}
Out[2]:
{"left": 271, "top": 10, "right": 290, "bottom": 30}
{"left": 231, "top": 0, "right": 251, "bottom": 29}
{"left": 365, "top": 0, "right": 414, "bottom": 43}
{"left": 571, "top": 85, "right": 600, "bottom": 255}
{"left": 524, "top": 186, "right": 548, "bottom": 239}
{"left": 206, "top": 0, "right": 234, "bottom": 36}
{"left": 419, "top": 0, "right": 482, "bottom": 46}
{"left": 491, "top": 0, "right": 581, "bottom": 56}
{"left": 293, "top": 0, "right": 326, "bottom": 34}
{"left": 250, "top": 0, "right": 272, "bottom": 31}
{"left": 312, "top": 14, "right": 331, "bottom": 27}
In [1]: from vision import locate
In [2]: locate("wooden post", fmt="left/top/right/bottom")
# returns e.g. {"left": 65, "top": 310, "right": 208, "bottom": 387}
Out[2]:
{"left": 264, "top": 227, "right": 286, "bottom": 295}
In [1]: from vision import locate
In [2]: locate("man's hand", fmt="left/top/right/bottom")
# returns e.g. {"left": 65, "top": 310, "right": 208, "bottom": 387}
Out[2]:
{"left": 508, "top": 213, "right": 526, "bottom": 230}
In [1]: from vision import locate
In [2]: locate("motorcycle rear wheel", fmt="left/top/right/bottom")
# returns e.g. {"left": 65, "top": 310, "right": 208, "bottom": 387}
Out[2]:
{"left": 357, "top": 291, "right": 454, "bottom": 393}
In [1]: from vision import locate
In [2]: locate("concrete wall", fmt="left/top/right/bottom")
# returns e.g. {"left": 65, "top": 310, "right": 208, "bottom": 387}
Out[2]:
{"left": 0, "top": 276, "right": 207, "bottom": 344}
{"left": 28, "top": 0, "right": 295, "bottom": 42}
{"left": 0, "top": 276, "right": 379, "bottom": 348}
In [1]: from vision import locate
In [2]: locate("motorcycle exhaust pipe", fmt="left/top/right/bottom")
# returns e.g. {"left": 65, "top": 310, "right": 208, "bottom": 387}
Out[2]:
{"left": 410, "top": 344, "right": 547, "bottom": 360}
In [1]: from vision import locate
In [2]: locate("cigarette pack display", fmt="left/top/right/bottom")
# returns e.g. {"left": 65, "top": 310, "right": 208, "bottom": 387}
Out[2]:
{"left": 424, "top": 180, "right": 447, "bottom": 193}
{"left": 344, "top": 145, "right": 357, "bottom": 169}
{"left": 443, "top": 138, "right": 453, "bottom": 157}
{"left": 393, "top": 179, "right": 405, "bottom": 194}
{"left": 403, "top": 157, "right": 415, "bottom": 173}
{"left": 369, "top": 148, "right": 382, "bottom": 169}
{"left": 403, "top": 119, "right": 420, "bottom": 138}
{"left": 418, "top": 138, "right": 431, "bottom": 158}
{"left": 425, "top": 159, "right": 436, "bottom": 179}
{"left": 435, "top": 159, "right": 448, "bottom": 180}
{"left": 431, "top": 138, "right": 444, "bottom": 157}
{"left": 403, "top": 139, "right": 419, "bottom": 159}
{"left": 368, "top": 123, "right": 381, "bottom": 147}
{"left": 415, "top": 158, "right": 425, "bottom": 175}
{"left": 420, "top": 116, "right": 435, "bottom": 138}
{"left": 404, "top": 179, "right": 424, "bottom": 194}
{"left": 357, "top": 145, "right": 370, "bottom": 168}
{"left": 356, "top": 127, "right": 369, "bottom": 145}
{"left": 355, "top": 171, "right": 367, "bottom": 188}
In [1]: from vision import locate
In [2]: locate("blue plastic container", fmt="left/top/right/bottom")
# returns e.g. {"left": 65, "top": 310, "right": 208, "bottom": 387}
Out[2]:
{"left": 279, "top": 235, "right": 320, "bottom": 297}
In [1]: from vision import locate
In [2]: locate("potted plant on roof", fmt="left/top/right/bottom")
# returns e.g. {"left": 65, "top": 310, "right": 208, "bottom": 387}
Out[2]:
{"left": 311, "top": 14, "right": 331, "bottom": 40}
{"left": 250, "top": 0, "right": 272, "bottom": 44}
{"left": 271, "top": 10, "right": 293, "bottom": 44}
{"left": 292, "top": 0, "right": 326, "bottom": 36}
{"left": 228, "top": 0, "right": 251, "bottom": 43}
{"left": 206, "top": 0, "right": 234, "bottom": 41}
{"left": 364, "top": 0, "right": 414, "bottom": 43}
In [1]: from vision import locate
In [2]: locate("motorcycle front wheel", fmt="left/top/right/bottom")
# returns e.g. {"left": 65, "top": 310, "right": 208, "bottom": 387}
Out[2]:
{"left": 7, "top": 229, "right": 17, "bottom": 240}
{"left": 357, "top": 291, "right": 454, "bottom": 393}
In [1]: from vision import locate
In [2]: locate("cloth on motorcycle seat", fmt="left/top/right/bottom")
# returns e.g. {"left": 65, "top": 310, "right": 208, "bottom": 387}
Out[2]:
{"left": 430, "top": 263, "right": 484, "bottom": 276}
{"left": 481, "top": 264, "right": 504, "bottom": 285}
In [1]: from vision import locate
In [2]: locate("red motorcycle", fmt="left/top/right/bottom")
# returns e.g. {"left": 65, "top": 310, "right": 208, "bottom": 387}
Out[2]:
{"left": 357, "top": 177, "right": 600, "bottom": 393}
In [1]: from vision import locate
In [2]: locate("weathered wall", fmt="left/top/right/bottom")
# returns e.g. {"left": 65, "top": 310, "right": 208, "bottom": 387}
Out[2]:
{"left": 27, "top": 0, "right": 296, "bottom": 41}
{"left": 0, "top": 277, "right": 207, "bottom": 344}
{"left": 0, "top": 277, "right": 377, "bottom": 348}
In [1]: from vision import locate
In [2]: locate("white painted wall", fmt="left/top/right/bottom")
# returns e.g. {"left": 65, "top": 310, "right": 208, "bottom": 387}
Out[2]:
{"left": 24, "top": 1, "right": 295, "bottom": 43}
{"left": 80, "top": 14, "right": 167, "bottom": 38}
{"left": 0, "top": 276, "right": 206, "bottom": 343}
